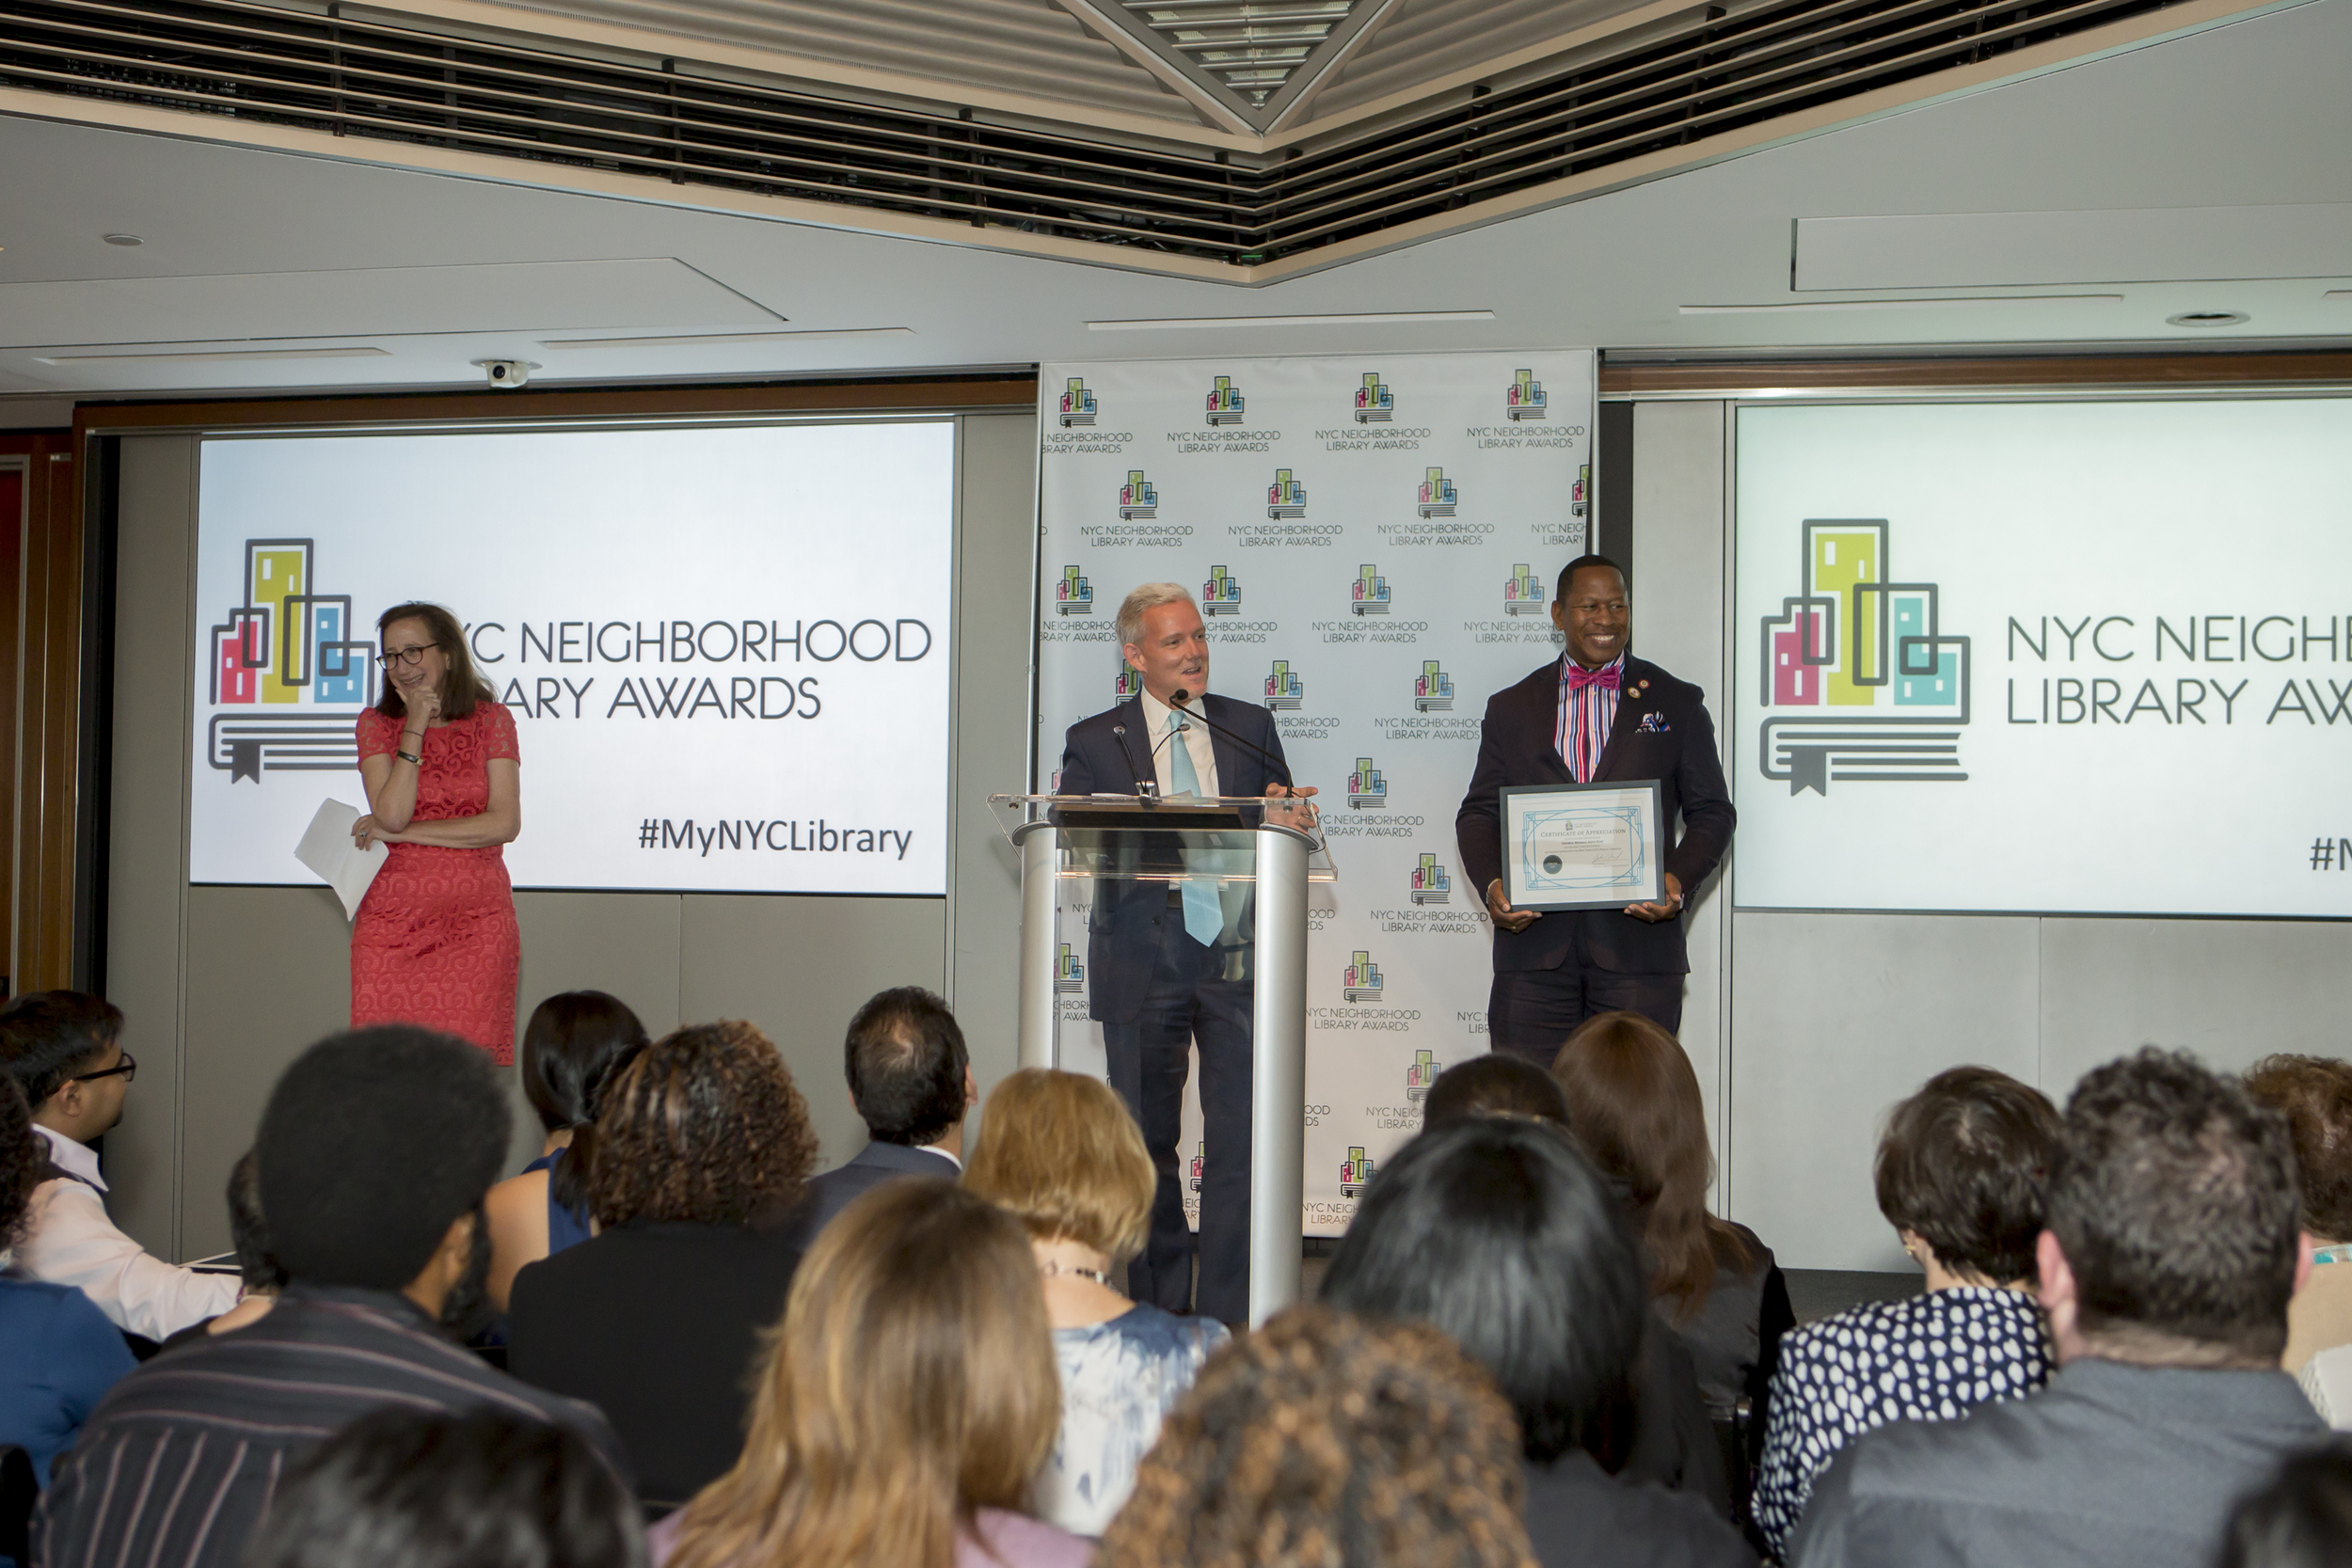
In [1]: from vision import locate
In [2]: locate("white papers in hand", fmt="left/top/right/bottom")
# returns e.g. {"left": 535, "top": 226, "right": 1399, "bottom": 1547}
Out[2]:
{"left": 295, "top": 799, "right": 387, "bottom": 921}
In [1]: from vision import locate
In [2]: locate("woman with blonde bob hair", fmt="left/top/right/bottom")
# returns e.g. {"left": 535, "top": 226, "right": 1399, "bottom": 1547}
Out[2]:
{"left": 964, "top": 1069, "right": 1229, "bottom": 1535}
{"left": 652, "top": 1177, "right": 1084, "bottom": 1568}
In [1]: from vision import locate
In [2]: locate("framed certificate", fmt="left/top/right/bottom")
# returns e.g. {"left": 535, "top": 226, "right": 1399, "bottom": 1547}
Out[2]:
{"left": 1498, "top": 781, "right": 1664, "bottom": 911}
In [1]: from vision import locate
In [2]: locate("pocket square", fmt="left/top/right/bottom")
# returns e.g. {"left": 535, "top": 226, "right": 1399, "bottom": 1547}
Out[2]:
{"left": 1636, "top": 711, "right": 1672, "bottom": 733}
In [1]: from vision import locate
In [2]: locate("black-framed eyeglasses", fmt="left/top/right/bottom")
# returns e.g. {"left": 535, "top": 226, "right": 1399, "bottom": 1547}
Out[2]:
{"left": 377, "top": 643, "right": 439, "bottom": 669}
{"left": 71, "top": 1052, "right": 135, "bottom": 1085}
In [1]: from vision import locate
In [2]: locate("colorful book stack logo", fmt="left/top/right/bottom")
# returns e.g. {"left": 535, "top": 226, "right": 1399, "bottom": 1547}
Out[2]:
{"left": 1202, "top": 564, "right": 1242, "bottom": 616}
{"left": 1343, "top": 950, "right": 1383, "bottom": 1002}
{"left": 1116, "top": 659, "right": 1144, "bottom": 700}
{"left": 1055, "top": 942, "right": 1085, "bottom": 993}
{"left": 1406, "top": 1049, "right": 1443, "bottom": 1101}
{"left": 1418, "top": 467, "right": 1457, "bottom": 518}
{"left": 1058, "top": 376, "right": 1096, "bottom": 427}
{"left": 1189, "top": 1142, "right": 1205, "bottom": 1193}
{"left": 1347, "top": 756, "right": 1387, "bottom": 808}
{"left": 1266, "top": 467, "right": 1307, "bottom": 519}
{"left": 1413, "top": 660, "right": 1454, "bottom": 712}
{"left": 1341, "top": 1146, "right": 1376, "bottom": 1197}
{"left": 1506, "top": 368, "right": 1548, "bottom": 420}
{"left": 1350, "top": 563, "right": 1391, "bottom": 616}
{"left": 1119, "top": 469, "right": 1158, "bottom": 519}
{"left": 1206, "top": 375, "right": 1245, "bottom": 426}
{"left": 1056, "top": 565, "right": 1094, "bottom": 616}
{"left": 207, "top": 537, "right": 371, "bottom": 780}
{"left": 1504, "top": 562, "right": 1546, "bottom": 616}
{"left": 1264, "top": 658, "right": 1304, "bottom": 710}
{"left": 1354, "top": 372, "right": 1393, "bottom": 424}
{"left": 1572, "top": 462, "right": 1590, "bottom": 519}
{"left": 1410, "top": 853, "right": 1451, "bottom": 905}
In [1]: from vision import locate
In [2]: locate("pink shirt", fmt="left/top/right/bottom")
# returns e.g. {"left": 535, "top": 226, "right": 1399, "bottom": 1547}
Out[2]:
{"left": 647, "top": 1505, "right": 1094, "bottom": 1568}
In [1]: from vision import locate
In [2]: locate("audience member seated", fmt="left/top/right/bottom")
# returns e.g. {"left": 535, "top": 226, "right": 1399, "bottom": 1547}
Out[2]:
{"left": 156, "top": 1150, "right": 286, "bottom": 1350}
{"left": 1099, "top": 1305, "right": 1537, "bottom": 1568}
{"left": 791, "top": 988, "right": 976, "bottom": 1244}
{"left": 0, "top": 992, "right": 238, "bottom": 1338}
{"left": 1554, "top": 1012, "right": 1793, "bottom": 1476}
{"left": 2220, "top": 1438, "right": 2352, "bottom": 1568}
{"left": 487, "top": 991, "right": 650, "bottom": 1309}
{"left": 242, "top": 1407, "right": 644, "bottom": 1568}
{"left": 963, "top": 1069, "right": 1227, "bottom": 1535}
{"left": 1752, "top": 1066, "right": 2059, "bottom": 1557}
{"left": 1422, "top": 1053, "right": 1572, "bottom": 1128}
{"left": 1321, "top": 1117, "right": 1752, "bottom": 1568}
{"left": 652, "top": 1179, "right": 1087, "bottom": 1568}
{"left": 35, "top": 1025, "right": 627, "bottom": 1568}
{"left": 2245, "top": 1056, "right": 2352, "bottom": 1382}
{"left": 0, "top": 1075, "right": 134, "bottom": 1489}
{"left": 1790, "top": 1048, "right": 2329, "bottom": 1568}
{"left": 509, "top": 1021, "right": 818, "bottom": 1513}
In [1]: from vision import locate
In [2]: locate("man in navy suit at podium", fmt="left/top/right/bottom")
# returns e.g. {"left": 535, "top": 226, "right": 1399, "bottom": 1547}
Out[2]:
{"left": 1057, "top": 581, "right": 1315, "bottom": 1324}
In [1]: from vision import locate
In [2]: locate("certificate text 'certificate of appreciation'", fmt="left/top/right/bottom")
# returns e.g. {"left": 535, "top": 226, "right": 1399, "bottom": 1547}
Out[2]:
{"left": 1499, "top": 781, "right": 1663, "bottom": 911}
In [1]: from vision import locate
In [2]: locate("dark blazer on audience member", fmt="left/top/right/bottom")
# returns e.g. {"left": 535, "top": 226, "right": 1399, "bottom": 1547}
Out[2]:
{"left": 1455, "top": 656, "right": 1735, "bottom": 976}
{"left": 790, "top": 1140, "right": 961, "bottom": 1246}
{"left": 508, "top": 1222, "right": 803, "bottom": 1511}
{"left": 1523, "top": 1449, "right": 1755, "bottom": 1568}
{"left": 1789, "top": 1358, "right": 2328, "bottom": 1568}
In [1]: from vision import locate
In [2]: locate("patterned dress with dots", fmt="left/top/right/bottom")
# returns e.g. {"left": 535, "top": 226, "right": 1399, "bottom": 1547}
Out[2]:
{"left": 1751, "top": 1284, "right": 2054, "bottom": 1557}
{"left": 350, "top": 702, "right": 522, "bottom": 1062}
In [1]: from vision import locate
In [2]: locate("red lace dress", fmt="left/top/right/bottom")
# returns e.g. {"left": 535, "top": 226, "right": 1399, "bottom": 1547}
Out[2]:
{"left": 351, "top": 702, "right": 522, "bottom": 1061}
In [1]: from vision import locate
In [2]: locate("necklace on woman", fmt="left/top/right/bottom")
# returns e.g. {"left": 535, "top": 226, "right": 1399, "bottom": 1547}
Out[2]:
{"left": 1038, "top": 1260, "right": 1115, "bottom": 1286}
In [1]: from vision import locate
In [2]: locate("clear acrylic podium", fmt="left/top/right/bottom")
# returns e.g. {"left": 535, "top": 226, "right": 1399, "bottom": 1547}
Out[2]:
{"left": 989, "top": 793, "right": 1335, "bottom": 1325}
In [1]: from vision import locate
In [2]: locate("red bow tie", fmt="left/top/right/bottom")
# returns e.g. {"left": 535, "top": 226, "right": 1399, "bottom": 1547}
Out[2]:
{"left": 1565, "top": 663, "right": 1622, "bottom": 692}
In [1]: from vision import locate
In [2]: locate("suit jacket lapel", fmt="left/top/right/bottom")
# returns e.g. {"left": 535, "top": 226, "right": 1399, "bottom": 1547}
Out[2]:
{"left": 1114, "top": 695, "right": 1151, "bottom": 791}
{"left": 1591, "top": 658, "right": 1647, "bottom": 782}
{"left": 1529, "top": 662, "right": 1573, "bottom": 784}
{"left": 1202, "top": 695, "right": 1242, "bottom": 798}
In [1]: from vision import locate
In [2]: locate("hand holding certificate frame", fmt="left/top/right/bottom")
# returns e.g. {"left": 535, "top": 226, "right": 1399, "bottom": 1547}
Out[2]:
{"left": 1498, "top": 781, "right": 1664, "bottom": 912}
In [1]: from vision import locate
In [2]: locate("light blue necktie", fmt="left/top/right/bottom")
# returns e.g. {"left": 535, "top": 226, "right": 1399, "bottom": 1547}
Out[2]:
{"left": 1166, "top": 711, "right": 1226, "bottom": 946}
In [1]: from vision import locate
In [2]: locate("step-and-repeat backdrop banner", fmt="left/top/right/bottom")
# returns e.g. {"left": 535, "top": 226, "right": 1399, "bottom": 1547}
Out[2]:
{"left": 1036, "top": 352, "right": 1597, "bottom": 1234}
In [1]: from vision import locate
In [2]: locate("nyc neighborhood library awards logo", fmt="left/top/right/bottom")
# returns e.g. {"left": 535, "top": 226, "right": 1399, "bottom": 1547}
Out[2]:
{"left": 1355, "top": 372, "right": 1393, "bottom": 423}
{"left": 1203, "top": 565, "right": 1242, "bottom": 615}
{"left": 1757, "top": 518, "right": 1970, "bottom": 795}
{"left": 208, "top": 538, "right": 372, "bottom": 781}
{"left": 1055, "top": 565, "right": 1094, "bottom": 615}
{"left": 1341, "top": 1147, "right": 1376, "bottom": 1198}
{"left": 1505, "top": 369, "right": 1548, "bottom": 420}
{"left": 1057, "top": 377, "right": 1096, "bottom": 427}
{"left": 1351, "top": 563, "right": 1391, "bottom": 615}
{"left": 1406, "top": 1049, "right": 1444, "bottom": 1101}
{"left": 1343, "top": 950, "right": 1384, "bottom": 1003}
{"left": 1206, "top": 375, "right": 1245, "bottom": 425}
{"left": 1118, "top": 470, "right": 1158, "bottom": 519}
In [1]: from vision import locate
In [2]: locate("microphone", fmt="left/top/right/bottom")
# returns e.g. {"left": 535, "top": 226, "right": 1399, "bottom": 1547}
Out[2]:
{"left": 1110, "top": 723, "right": 1159, "bottom": 800}
{"left": 1168, "top": 688, "right": 1295, "bottom": 793}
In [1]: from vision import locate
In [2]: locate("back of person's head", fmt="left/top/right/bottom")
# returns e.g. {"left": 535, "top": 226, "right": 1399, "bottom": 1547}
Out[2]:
{"left": 1100, "top": 1305, "right": 1537, "bottom": 1568}
{"left": 241, "top": 1407, "right": 643, "bottom": 1568}
{"left": 1422, "top": 1054, "right": 1569, "bottom": 1130}
{"left": 1321, "top": 1117, "right": 1645, "bottom": 1466}
{"left": 227, "top": 1148, "right": 290, "bottom": 1294}
{"left": 842, "top": 988, "right": 968, "bottom": 1147}
{"left": 2048, "top": 1047, "right": 2301, "bottom": 1363}
{"left": 0, "top": 990, "right": 124, "bottom": 1107}
{"left": 665, "top": 1179, "right": 1058, "bottom": 1568}
{"left": 1875, "top": 1066, "right": 2062, "bottom": 1285}
{"left": 2223, "top": 1439, "right": 2352, "bottom": 1568}
{"left": 519, "top": 990, "right": 650, "bottom": 1215}
{"left": 2246, "top": 1055, "right": 2352, "bottom": 1243}
{"left": 0, "top": 1074, "right": 48, "bottom": 1252}
{"left": 963, "top": 1068, "right": 1153, "bottom": 1262}
{"left": 585, "top": 1021, "right": 818, "bottom": 1231}
{"left": 1550, "top": 1010, "right": 1745, "bottom": 1317}
{"left": 255, "top": 1025, "right": 510, "bottom": 1292}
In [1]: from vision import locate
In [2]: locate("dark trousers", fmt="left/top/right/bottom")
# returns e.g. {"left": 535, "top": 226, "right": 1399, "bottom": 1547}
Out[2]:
{"left": 1487, "top": 963, "right": 1685, "bottom": 1068}
{"left": 1103, "top": 927, "right": 1254, "bottom": 1327}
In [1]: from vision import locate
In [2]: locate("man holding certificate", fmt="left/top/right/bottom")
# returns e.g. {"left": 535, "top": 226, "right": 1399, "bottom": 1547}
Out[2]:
{"left": 1455, "top": 555, "right": 1735, "bottom": 1062}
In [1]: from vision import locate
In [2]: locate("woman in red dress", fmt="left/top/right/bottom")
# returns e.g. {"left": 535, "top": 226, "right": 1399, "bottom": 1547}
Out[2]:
{"left": 350, "top": 602, "right": 522, "bottom": 1062}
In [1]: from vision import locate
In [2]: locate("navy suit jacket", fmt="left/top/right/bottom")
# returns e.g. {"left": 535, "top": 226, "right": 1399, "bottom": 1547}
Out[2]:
{"left": 1454, "top": 655, "right": 1735, "bottom": 976}
{"left": 787, "top": 1140, "right": 958, "bottom": 1248}
{"left": 1056, "top": 693, "right": 1293, "bottom": 1024}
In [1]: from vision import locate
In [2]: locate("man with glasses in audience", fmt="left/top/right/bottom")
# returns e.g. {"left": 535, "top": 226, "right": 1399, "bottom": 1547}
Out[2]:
{"left": 0, "top": 990, "right": 240, "bottom": 1339}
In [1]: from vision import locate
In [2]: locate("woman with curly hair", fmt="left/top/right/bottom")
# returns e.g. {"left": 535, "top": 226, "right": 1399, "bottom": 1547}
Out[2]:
{"left": 0, "top": 1071, "right": 135, "bottom": 1487}
{"left": 507, "top": 1021, "right": 818, "bottom": 1512}
{"left": 1100, "top": 1306, "right": 1539, "bottom": 1568}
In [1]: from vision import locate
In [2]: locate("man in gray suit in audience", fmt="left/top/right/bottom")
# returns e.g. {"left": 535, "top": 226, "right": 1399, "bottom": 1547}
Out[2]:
{"left": 1792, "top": 1047, "right": 2328, "bottom": 1568}
{"left": 790, "top": 988, "right": 976, "bottom": 1244}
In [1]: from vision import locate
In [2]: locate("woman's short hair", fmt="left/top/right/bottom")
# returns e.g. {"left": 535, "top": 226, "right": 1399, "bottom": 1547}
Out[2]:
{"left": 1552, "top": 1010, "right": 1749, "bottom": 1318}
{"left": 1420, "top": 1054, "right": 1569, "bottom": 1130}
{"left": 664, "top": 1180, "right": 1060, "bottom": 1568}
{"left": 963, "top": 1068, "right": 1154, "bottom": 1261}
{"left": 2222, "top": 1437, "right": 2352, "bottom": 1568}
{"left": 2244, "top": 1054, "right": 2352, "bottom": 1242}
{"left": 1321, "top": 1117, "right": 1645, "bottom": 1465}
{"left": 373, "top": 601, "right": 495, "bottom": 723}
{"left": 1099, "top": 1305, "right": 1536, "bottom": 1568}
{"left": 521, "top": 991, "right": 651, "bottom": 1215}
{"left": 584, "top": 1022, "right": 818, "bottom": 1230}
{"left": 1874, "top": 1066, "right": 2062, "bottom": 1283}
{"left": 0, "top": 1074, "right": 50, "bottom": 1252}
{"left": 242, "top": 1407, "right": 643, "bottom": 1568}
{"left": 1116, "top": 582, "right": 1198, "bottom": 652}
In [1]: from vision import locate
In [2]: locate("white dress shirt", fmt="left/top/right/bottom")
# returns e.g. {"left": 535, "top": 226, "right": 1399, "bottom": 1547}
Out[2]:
{"left": 1136, "top": 688, "right": 1220, "bottom": 800}
{"left": 9, "top": 1125, "right": 240, "bottom": 1339}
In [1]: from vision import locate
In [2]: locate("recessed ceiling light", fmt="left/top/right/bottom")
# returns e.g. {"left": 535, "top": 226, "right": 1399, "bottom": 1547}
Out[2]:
{"left": 1679, "top": 294, "right": 2122, "bottom": 315}
{"left": 101, "top": 233, "right": 143, "bottom": 247}
{"left": 33, "top": 345, "right": 389, "bottom": 365}
{"left": 1086, "top": 310, "right": 1495, "bottom": 331}
{"left": 2166, "top": 310, "right": 2249, "bottom": 328}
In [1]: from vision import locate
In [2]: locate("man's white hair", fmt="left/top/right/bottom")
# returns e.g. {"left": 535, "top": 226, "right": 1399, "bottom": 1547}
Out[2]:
{"left": 1117, "top": 582, "right": 1199, "bottom": 651}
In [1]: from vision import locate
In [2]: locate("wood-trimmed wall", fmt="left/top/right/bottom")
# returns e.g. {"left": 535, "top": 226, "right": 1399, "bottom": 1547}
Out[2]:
{"left": 3, "top": 431, "right": 84, "bottom": 997}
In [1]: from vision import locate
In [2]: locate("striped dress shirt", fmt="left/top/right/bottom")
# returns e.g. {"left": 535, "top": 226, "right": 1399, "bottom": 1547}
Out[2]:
{"left": 1554, "top": 651, "right": 1625, "bottom": 783}
{"left": 36, "top": 1283, "right": 627, "bottom": 1568}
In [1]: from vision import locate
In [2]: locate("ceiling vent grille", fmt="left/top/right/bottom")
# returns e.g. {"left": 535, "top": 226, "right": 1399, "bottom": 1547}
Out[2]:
{"left": 0, "top": 0, "right": 2189, "bottom": 266}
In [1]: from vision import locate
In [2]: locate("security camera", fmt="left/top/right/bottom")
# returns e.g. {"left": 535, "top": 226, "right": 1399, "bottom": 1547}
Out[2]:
{"left": 472, "top": 359, "right": 536, "bottom": 389}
